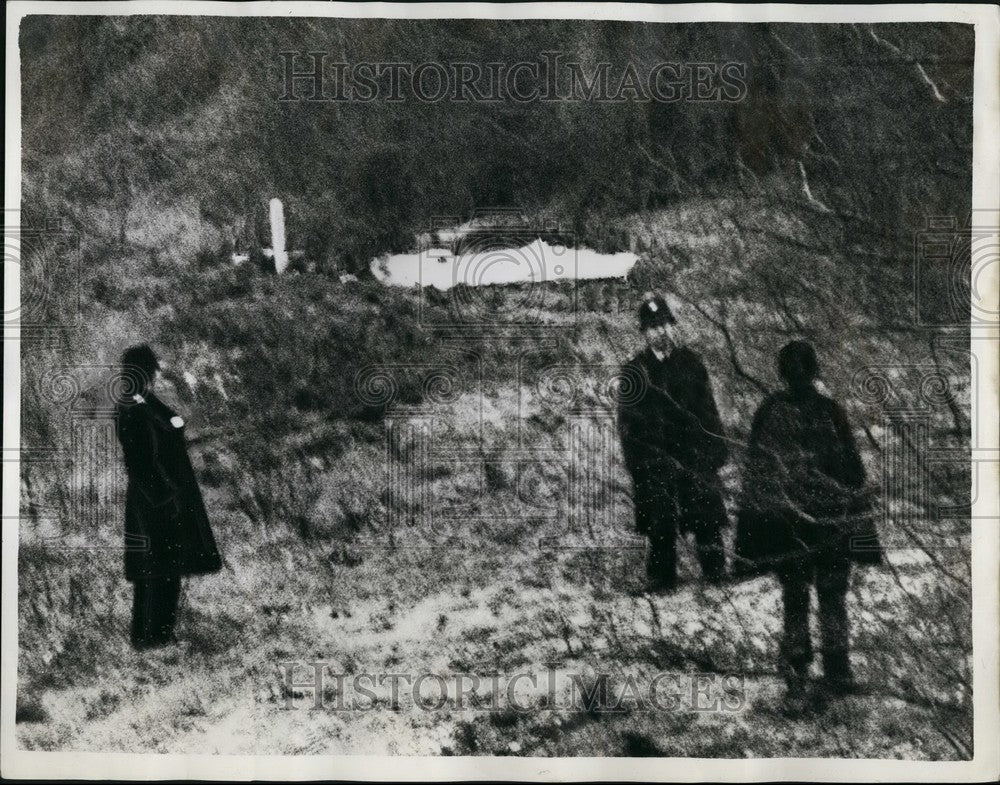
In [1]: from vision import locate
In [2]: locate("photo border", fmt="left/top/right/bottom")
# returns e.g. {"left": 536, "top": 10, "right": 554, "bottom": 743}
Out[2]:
{"left": 3, "top": 2, "right": 998, "bottom": 781}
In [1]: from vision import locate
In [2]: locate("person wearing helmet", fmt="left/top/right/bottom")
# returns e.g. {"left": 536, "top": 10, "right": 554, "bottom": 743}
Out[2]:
{"left": 617, "top": 294, "right": 729, "bottom": 593}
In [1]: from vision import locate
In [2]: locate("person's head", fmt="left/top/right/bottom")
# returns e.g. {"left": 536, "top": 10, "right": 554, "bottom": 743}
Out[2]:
{"left": 121, "top": 344, "right": 160, "bottom": 393}
{"left": 638, "top": 293, "right": 677, "bottom": 353}
{"left": 777, "top": 340, "right": 818, "bottom": 394}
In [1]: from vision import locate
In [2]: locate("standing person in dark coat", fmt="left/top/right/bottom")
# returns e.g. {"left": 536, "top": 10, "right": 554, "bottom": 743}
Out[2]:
{"left": 617, "top": 294, "right": 729, "bottom": 592}
{"left": 117, "top": 344, "right": 222, "bottom": 649}
{"left": 734, "top": 341, "right": 881, "bottom": 715}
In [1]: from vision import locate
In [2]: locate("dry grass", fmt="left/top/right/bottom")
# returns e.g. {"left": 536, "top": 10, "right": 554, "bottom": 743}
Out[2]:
{"left": 17, "top": 196, "right": 971, "bottom": 757}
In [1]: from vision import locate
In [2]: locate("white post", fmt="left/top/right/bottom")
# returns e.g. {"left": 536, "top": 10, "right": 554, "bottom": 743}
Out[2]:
{"left": 269, "top": 197, "right": 288, "bottom": 274}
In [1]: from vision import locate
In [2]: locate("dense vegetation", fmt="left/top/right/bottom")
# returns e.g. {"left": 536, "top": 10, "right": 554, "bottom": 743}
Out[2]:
{"left": 21, "top": 19, "right": 971, "bottom": 278}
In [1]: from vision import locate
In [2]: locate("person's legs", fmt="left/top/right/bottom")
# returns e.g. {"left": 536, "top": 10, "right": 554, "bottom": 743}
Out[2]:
{"left": 130, "top": 579, "right": 154, "bottom": 648}
{"left": 777, "top": 559, "right": 813, "bottom": 714}
{"left": 816, "top": 549, "right": 854, "bottom": 692}
{"left": 778, "top": 563, "right": 813, "bottom": 677}
{"left": 636, "top": 475, "right": 678, "bottom": 591}
{"left": 678, "top": 473, "right": 727, "bottom": 582}
{"left": 131, "top": 577, "right": 181, "bottom": 648}
{"left": 646, "top": 519, "right": 678, "bottom": 591}
{"left": 633, "top": 477, "right": 656, "bottom": 539}
{"left": 156, "top": 577, "right": 182, "bottom": 643}
{"left": 693, "top": 522, "right": 725, "bottom": 583}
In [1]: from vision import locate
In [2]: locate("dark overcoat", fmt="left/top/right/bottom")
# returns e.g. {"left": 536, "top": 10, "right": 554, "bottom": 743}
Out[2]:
{"left": 734, "top": 388, "right": 882, "bottom": 575}
{"left": 618, "top": 346, "right": 729, "bottom": 534}
{"left": 117, "top": 391, "right": 222, "bottom": 581}
{"left": 618, "top": 346, "right": 728, "bottom": 478}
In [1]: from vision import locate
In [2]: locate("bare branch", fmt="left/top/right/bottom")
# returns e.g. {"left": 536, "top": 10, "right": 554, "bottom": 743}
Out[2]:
{"left": 867, "top": 26, "right": 947, "bottom": 103}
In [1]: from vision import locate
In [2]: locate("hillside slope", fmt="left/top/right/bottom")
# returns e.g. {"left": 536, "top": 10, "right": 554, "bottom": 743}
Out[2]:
{"left": 17, "top": 194, "right": 972, "bottom": 757}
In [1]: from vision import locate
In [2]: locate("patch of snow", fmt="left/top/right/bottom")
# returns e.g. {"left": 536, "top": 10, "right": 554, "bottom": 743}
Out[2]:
{"left": 372, "top": 239, "right": 638, "bottom": 291}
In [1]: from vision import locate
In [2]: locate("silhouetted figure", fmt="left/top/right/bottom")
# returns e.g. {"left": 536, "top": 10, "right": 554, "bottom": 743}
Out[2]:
{"left": 117, "top": 345, "right": 222, "bottom": 649}
{"left": 735, "top": 341, "right": 881, "bottom": 715}
{"left": 618, "top": 294, "right": 729, "bottom": 592}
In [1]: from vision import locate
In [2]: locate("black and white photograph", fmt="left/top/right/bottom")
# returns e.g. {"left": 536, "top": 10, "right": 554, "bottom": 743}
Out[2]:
{"left": 3, "top": 2, "right": 998, "bottom": 781}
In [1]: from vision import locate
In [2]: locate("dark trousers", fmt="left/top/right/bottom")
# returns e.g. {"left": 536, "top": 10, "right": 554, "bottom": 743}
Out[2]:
{"left": 131, "top": 577, "right": 181, "bottom": 648}
{"left": 635, "top": 470, "right": 726, "bottom": 589}
{"left": 776, "top": 550, "right": 852, "bottom": 681}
